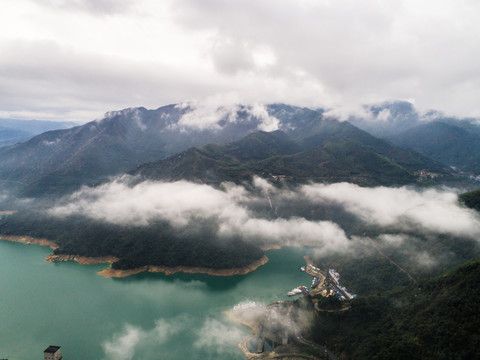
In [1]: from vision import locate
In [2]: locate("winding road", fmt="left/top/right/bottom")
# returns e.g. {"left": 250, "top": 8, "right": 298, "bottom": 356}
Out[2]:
{"left": 295, "top": 333, "right": 338, "bottom": 360}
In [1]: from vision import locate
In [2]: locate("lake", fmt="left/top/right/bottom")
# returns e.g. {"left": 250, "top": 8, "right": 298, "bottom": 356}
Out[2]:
{"left": 0, "top": 240, "right": 312, "bottom": 360}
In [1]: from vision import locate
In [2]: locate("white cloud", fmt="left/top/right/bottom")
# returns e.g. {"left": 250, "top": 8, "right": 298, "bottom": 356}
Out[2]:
{"left": 172, "top": 97, "right": 279, "bottom": 132}
{"left": 250, "top": 103, "right": 279, "bottom": 132}
{"left": 102, "top": 318, "right": 184, "bottom": 360}
{"left": 49, "top": 177, "right": 350, "bottom": 252}
{"left": 300, "top": 182, "right": 480, "bottom": 237}
{"left": 193, "top": 318, "right": 246, "bottom": 354}
{"left": 49, "top": 177, "right": 250, "bottom": 227}
{"left": 174, "top": 99, "right": 241, "bottom": 131}
{"left": 223, "top": 217, "right": 349, "bottom": 252}
{"left": 376, "top": 109, "right": 392, "bottom": 122}
{"left": 103, "top": 324, "right": 143, "bottom": 360}
{"left": 49, "top": 178, "right": 480, "bottom": 257}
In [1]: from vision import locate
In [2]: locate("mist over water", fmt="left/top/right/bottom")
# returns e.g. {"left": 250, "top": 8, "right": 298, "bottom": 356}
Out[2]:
{"left": 0, "top": 241, "right": 311, "bottom": 360}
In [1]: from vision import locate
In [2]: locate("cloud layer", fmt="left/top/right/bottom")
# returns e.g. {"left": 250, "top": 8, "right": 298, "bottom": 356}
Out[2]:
{"left": 300, "top": 182, "right": 480, "bottom": 237}
{"left": 1, "top": 0, "right": 480, "bottom": 121}
{"left": 50, "top": 177, "right": 351, "bottom": 253}
{"left": 49, "top": 178, "right": 480, "bottom": 259}
{"left": 103, "top": 319, "right": 184, "bottom": 360}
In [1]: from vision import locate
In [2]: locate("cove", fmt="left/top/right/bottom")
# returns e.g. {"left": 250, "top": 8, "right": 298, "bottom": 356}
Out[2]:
{"left": 0, "top": 240, "right": 312, "bottom": 360}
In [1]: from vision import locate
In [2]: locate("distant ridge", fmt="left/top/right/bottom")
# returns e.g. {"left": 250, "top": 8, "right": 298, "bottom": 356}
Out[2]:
{"left": 0, "top": 118, "right": 78, "bottom": 147}
{"left": 0, "top": 103, "right": 451, "bottom": 197}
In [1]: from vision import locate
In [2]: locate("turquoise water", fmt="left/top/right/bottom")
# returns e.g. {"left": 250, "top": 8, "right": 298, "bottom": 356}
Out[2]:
{"left": 0, "top": 240, "right": 311, "bottom": 360}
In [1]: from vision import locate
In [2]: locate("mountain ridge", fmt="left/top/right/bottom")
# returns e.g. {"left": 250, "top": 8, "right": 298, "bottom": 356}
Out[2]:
{"left": 0, "top": 103, "right": 453, "bottom": 197}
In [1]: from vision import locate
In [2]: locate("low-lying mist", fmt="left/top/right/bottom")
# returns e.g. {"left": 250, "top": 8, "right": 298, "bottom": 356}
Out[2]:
{"left": 49, "top": 176, "right": 480, "bottom": 247}
{"left": 2, "top": 176, "right": 479, "bottom": 281}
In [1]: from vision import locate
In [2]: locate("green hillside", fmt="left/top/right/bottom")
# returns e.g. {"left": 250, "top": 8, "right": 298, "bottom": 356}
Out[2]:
{"left": 0, "top": 211, "right": 263, "bottom": 270}
{"left": 134, "top": 130, "right": 448, "bottom": 187}
{"left": 459, "top": 189, "right": 480, "bottom": 211}
{"left": 391, "top": 121, "right": 480, "bottom": 173}
{"left": 0, "top": 103, "right": 452, "bottom": 198}
{"left": 307, "top": 259, "right": 480, "bottom": 360}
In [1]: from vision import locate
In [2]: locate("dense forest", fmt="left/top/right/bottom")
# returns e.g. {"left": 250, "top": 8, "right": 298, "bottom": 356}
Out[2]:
{"left": 0, "top": 211, "right": 264, "bottom": 270}
{"left": 132, "top": 130, "right": 449, "bottom": 187}
{"left": 304, "top": 258, "right": 480, "bottom": 360}
{"left": 460, "top": 188, "right": 480, "bottom": 212}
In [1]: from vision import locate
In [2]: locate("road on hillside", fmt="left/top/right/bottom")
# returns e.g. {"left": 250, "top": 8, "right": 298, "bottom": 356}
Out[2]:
{"left": 295, "top": 334, "right": 338, "bottom": 360}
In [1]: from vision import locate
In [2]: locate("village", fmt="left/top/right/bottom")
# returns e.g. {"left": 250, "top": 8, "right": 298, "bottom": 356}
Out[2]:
{"left": 293, "top": 263, "right": 356, "bottom": 301}
{"left": 234, "top": 260, "right": 356, "bottom": 360}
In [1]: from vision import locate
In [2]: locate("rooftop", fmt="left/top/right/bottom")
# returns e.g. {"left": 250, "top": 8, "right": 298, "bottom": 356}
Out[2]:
{"left": 44, "top": 346, "right": 61, "bottom": 353}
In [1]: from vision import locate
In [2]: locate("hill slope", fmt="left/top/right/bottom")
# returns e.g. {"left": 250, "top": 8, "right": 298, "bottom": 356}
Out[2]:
{"left": 308, "top": 258, "right": 480, "bottom": 360}
{"left": 0, "top": 119, "right": 77, "bottom": 147}
{"left": 390, "top": 121, "right": 480, "bottom": 173}
{"left": 0, "top": 211, "right": 264, "bottom": 271}
{"left": 0, "top": 104, "right": 449, "bottom": 197}
{"left": 459, "top": 189, "right": 480, "bottom": 211}
{"left": 133, "top": 129, "right": 448, "bottom": 186}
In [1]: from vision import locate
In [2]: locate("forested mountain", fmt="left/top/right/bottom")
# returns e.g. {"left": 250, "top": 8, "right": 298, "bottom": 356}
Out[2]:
{"left": 389, "top": 121, "right": 480, "bottom": 173}
{"left": 307, "top": 258, "right": 480, "bottom": 360}
{"left": 460, "top": 189, "right": 480, "bottom": 211}
{"left": 0, "top": 211, "right": 263, "bottom": 271}
{"left": 0, "top": 103, "right": 451, "bottom": 197}
{"left": 133, "top": 128, "right": 447, "bottom": 186}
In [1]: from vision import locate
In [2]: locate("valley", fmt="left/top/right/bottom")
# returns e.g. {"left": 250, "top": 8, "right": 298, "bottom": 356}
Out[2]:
{"left": 1, "top": 102, "right": 480, "bottom": 360}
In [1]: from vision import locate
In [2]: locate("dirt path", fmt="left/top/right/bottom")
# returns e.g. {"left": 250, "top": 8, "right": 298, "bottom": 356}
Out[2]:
{"left": 369, "top": 239, "right": 417, "bottom": 283}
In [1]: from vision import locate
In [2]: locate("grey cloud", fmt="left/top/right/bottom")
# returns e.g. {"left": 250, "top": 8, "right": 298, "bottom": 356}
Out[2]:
{"left": 0, "top": 38, "right": 228, "bottom": 122}
{"left": 210, "top": 37, "right": 255, "bottom": 75}
{"left": 38, "top": 0, "right": 135, "bottom": 15}
{"left": 173, "top": 0, "right": 480, "bottom": 117}
{"left": 4, "top": 0, "right": 480, "bottom": 121}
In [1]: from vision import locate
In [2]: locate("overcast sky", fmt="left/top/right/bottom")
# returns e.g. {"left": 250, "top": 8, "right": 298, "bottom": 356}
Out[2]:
{"left": 1, "top": 0, "right": 479, "bottom": 122}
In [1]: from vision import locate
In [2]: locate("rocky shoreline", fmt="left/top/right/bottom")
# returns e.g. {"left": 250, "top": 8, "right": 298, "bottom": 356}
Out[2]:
{"left": 0, "top": 234, "right": 270, "bottom": 278}
{"left": 0, "top": 235, "right": 59, "bottom": 250}
{"left": 98, "top": 255, "right": 269, "bottom": 278}
{"left": 45, "top": 254, "right": 119, "bottom": 265}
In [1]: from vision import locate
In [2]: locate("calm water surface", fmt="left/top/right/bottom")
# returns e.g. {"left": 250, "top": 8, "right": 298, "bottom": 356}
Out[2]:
{"left": 0, "top": 240, "right": 311, "bottom": 360}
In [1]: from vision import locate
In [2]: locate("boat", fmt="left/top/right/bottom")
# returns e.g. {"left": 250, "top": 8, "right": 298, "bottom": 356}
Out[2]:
{"left": 300, "top": 266, "right": 306, "bottom": 272}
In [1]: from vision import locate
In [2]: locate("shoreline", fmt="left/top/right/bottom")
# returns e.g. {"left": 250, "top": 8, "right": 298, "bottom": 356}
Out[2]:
{"left": 0, "top": 234, "right": 270, "bottom": 278}
{"left": 98, "top": 255, "right": 269, "bottom": 278}
{"left": 45, "top": 254, "right": 120, "bottom": 265}
{"left": 0, "top": 235, "right": 59, "bottom": 250}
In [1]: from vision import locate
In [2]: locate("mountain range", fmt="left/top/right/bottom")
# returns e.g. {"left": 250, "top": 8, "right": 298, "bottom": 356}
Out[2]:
{"left": 132, "top": 128, "right": 445, "bottom": 187}
{"left": 348, "top": 101, "right": 480, "bottom": 175}
{"left": 0, "top": 118, "right": 78, "bottom": 147}
{"left": 0, "top": 103, "right": 453, "bottom": 197}
{"left": 0, "top": 101, "right": 479, "bottom": 360}
{"left": 388, "top": 121, "right": 480, "bottom": 174}
{"left": 307, "top": 257, "right": 480, "bottom": 360}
